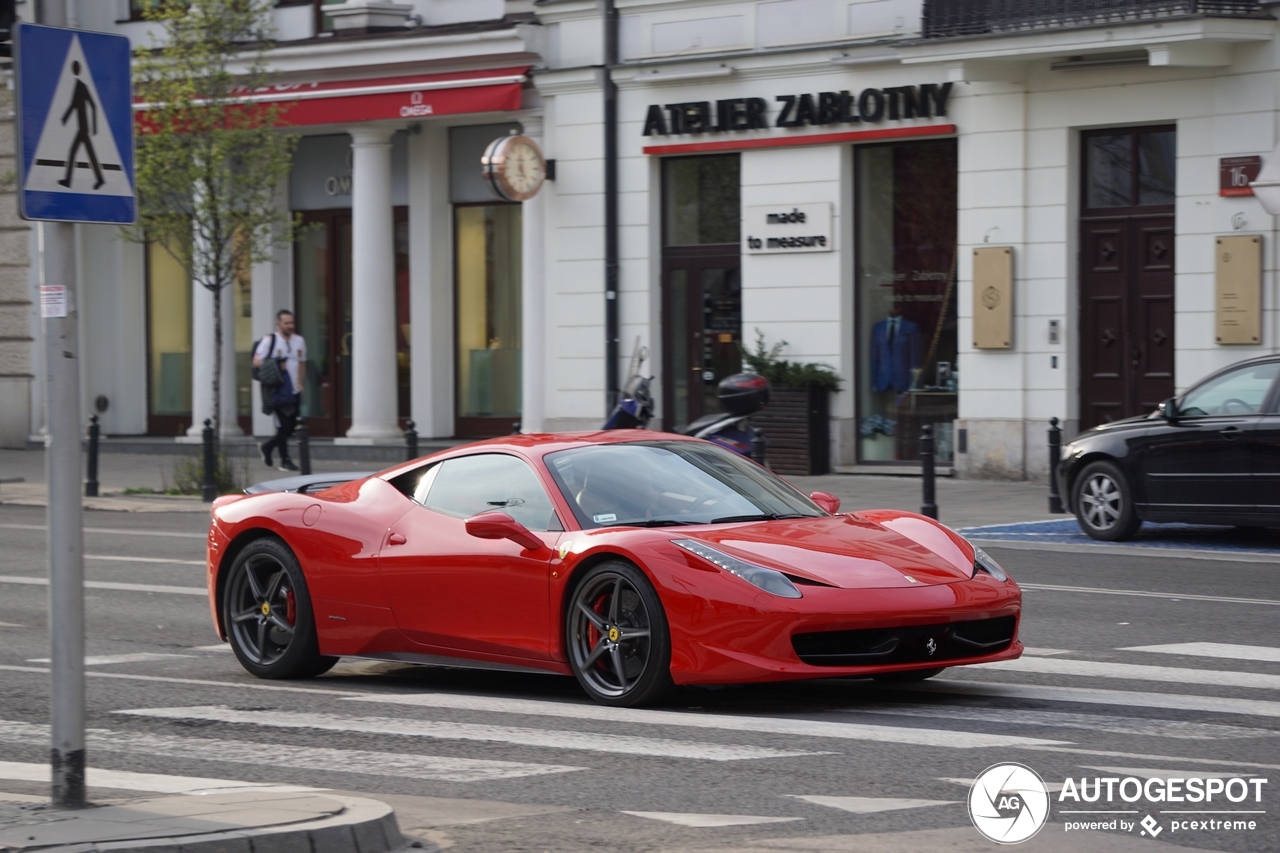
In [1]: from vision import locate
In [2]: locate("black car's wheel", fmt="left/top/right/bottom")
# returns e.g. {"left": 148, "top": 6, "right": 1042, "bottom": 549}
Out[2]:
{"left": 874, "top": 667, "right": 945, "bottom": 683}
{"left": 223, "top": 537, "right": 336, "bottom": 679}
{"left": 567, "top": 561, "right": 671, "bottom": 707}
{"left": 1073, "top": 460, "right": 1141, "bottom": 541}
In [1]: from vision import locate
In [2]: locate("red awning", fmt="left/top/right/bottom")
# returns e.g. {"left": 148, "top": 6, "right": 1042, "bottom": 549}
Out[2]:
{"left": 136, "top": 66, "right": 529, "bottom": 127}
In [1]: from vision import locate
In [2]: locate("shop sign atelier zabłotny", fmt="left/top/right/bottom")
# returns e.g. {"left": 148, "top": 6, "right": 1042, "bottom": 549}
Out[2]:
{"left": 641, "top": 83, "right": 953, "bottom": 136}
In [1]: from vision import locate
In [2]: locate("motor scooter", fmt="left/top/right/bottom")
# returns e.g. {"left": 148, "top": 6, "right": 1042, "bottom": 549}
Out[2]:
{"left": 604, "top": 342, "right": 768, "bottom": 463}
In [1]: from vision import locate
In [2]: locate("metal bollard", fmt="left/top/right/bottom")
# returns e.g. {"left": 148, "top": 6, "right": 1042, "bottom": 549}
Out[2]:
{"left": 297, "top": 419, "right": 312, "bottom": 476}
{"left": 405, "top": 419, "right": 419, "bottom": 462}
{"left": 512, "top": 421, "right": 522, "bottom": 435}
{"left": 85, "top": 415, "right": 100, "bottom": 498}
{"left": 751, "top": 427, "right": 767, "bottom": 466}
{"left": 920, "top": 423, "right": 938, "bottom": 520}
{"left": 1047, "top": 416, "right": 1064, "bottom": 514}
{"left": 200, "top": 418, "right": 217, "bottom": 503}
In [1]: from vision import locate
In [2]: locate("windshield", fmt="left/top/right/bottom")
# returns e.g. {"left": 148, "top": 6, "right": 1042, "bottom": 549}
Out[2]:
{"left": 545, "top": 441, "right": 826, "bottom": 529}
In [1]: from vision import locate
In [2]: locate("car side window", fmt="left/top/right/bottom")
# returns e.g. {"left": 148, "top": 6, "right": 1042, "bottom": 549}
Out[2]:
{"left": 1179, "top": 363, "right": 1280, "bottom": 418}
{"left": 417, "top": 454, "right": 561, "bottom": 532}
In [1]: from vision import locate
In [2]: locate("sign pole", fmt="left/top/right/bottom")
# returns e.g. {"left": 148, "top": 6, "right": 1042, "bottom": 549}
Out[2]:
{"left": 42, "top": 219, "right": 86, "bottom": 808}
{"left": 22, "top": 6, "right": 95, "bottom": 810}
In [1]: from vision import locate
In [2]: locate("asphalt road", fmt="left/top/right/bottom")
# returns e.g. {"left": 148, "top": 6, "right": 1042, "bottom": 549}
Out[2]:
{"left": 0, "top": 502, "right": 1276, "bottom": 853}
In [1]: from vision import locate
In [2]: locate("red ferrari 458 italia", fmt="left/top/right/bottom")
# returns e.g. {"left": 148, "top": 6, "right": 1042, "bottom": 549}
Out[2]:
{"left": 206, "top": 431, "right": 1022, "bottom": 706}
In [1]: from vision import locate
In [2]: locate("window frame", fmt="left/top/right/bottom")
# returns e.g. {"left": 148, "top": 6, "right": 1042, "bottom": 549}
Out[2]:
{"left": 1080, "top": 124, "right": 1177, "bottom": 216}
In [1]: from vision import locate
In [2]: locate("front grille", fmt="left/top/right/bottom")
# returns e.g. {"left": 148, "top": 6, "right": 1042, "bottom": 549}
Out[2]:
{"left": 791, "top": 615, "right": 1016, "bottom": 667}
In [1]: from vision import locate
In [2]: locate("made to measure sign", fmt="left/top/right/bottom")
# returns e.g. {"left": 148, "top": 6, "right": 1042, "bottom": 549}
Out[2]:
{"left": 744, "top": 204, "right": 833, "bottom": 254}
{"left": 15, "top": 23, "right": 135, "bottom": 224}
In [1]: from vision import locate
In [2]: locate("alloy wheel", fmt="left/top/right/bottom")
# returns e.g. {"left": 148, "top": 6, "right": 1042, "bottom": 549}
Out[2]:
{"left": 568, "top": 571, "right": 654, "bottom": 699}
{"left": 227, "top": 553, "right": 297, "bottom": 666}
{"left": 1079, "top": 472, "right": 1122, "bottom": 531}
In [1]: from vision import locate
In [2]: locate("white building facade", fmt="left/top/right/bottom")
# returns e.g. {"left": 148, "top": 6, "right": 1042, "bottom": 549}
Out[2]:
{"left": 534, "top": 0, "right": 1280, "bottom": 479}
{"left": 7, "top": 0, "right": 1280, "bottom": 483}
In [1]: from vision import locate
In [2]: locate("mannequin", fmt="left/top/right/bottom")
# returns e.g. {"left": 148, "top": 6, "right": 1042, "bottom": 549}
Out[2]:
{"left": 870, "top": 306, "right": 920, "bottom": 393}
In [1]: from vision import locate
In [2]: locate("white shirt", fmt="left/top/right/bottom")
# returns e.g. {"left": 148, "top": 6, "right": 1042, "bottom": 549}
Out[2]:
{"left": 254, "top": 332, "right": 306, "bottom": 393}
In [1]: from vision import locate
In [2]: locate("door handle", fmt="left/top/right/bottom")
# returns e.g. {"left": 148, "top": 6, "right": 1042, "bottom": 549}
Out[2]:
{"left": 387, "top": 532, "right": 407, "bottom": 546}
{"left": 1219, "top": 426, "right": 1242, "bottom": 439}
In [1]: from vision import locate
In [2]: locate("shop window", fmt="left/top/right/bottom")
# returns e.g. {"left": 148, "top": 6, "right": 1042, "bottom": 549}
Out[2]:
{"left": 455, "top": 204, "right": 522, "bottom": 434}
{"left": 1084, "top": 127, "right": 1176, "bottom": 210}
{"left": 146, "top": 241, "right": 192, "bottom": 426}
{"left": 855, "top": 139, "right": 958, "bottom": 464}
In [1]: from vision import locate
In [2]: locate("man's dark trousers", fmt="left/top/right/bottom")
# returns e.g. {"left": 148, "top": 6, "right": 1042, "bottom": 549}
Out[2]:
{"left": 263, "top": 405, "right": 298, "bottom": 465}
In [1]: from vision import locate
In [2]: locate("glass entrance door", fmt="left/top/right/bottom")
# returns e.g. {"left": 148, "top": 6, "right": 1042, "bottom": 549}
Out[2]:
{"left": 662, "top": 253, "right": 742, "bottom": 430}
{"left": 295, "top": 208, "right": 410, "bottom": 437}
{"left": 660, "top": 154, "right": 741, "bottom": 431}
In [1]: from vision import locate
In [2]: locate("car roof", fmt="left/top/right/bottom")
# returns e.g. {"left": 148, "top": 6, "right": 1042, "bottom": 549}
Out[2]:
{"left": 376, "top": 430, "right": 704, "bottom": 479}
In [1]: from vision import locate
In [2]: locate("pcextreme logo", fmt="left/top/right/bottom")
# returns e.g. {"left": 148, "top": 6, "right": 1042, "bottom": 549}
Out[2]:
{"left": 968, "top": 762, "right": 1269, "bottom": 843}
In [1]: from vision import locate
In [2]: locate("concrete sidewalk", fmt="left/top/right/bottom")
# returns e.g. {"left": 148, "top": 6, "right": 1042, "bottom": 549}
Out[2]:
{"left": 0, "top": 445, "right": 1059, "bottom": 525}
{"left": 0, "top": 447, "right": 1062, "bottom": 527}
{"left": 0, "top": 790, "right": 409, "bottom": 853}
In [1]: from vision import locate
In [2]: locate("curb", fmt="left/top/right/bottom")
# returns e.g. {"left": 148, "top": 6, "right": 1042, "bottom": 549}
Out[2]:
{"left": 0, "top": 794, "right": 404, "bottom": 853}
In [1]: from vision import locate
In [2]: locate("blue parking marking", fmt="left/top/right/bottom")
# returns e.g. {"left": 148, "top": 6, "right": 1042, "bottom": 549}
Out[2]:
{"left": 958, "top": 519, "right": 1280, "bottom": 555}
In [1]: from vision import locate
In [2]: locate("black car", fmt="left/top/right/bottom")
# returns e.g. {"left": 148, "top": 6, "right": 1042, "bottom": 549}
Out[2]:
{"left": 1057, "top": 355, "right": 1280, "bottom": 540}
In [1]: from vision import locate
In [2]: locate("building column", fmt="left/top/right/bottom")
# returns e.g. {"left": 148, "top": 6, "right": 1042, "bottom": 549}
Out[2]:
{"left": 341, "top": 127, "right": 400, "bottom": 442}
{"left": 520, "top": 115, "right": 547, "bottom": 434}
{"left": 407, "top": 124, "right": 453, "bottom": 439}
{"left": 184, "top": 279, "right": 240, "bottom": 440}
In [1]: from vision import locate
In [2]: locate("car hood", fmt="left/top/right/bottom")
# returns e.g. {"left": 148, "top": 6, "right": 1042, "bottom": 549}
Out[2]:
{"left": 688, "top": 513, "right": 975, "bottom": 589}
{"left": 1077, "top": 414, "right": 1152, "bottom": 437}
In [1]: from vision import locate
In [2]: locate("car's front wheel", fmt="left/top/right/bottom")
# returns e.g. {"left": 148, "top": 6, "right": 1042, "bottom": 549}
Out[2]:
{"left": 223, "top": 537, "right": 337, "bottom": 679}
{"left": 567, "top": 561, "right": 672, "bottom": 707}
{"left": 1073, "top": 460, "right": 1141, "bottom": 541}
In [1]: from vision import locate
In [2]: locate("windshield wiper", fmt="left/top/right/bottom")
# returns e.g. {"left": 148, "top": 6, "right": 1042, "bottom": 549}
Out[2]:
{"left": 709, "top": 512, "right": 811, "bottom": 524}
{"left": 613, "top": 518, "right": 700, "bottom": 528}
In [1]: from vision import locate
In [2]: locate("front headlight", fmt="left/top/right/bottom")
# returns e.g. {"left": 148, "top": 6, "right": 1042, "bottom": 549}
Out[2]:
{"left": 972, "top": 546, "right": 1008, "bottom": 582}
{"left": 672, "top": 539, "right": 802, "bottom": 598}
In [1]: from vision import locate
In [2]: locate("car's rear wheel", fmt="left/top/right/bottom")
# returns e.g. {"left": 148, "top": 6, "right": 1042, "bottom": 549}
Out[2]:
{"left": 567, "top": 561, "right": 671, "bottom": 707}
{"left": 223, "top": 537, "right": 336, "bottom": 679}
{"left": 874, "top": 667, "right": 945, "bottom": 683}
{"left": 1073, "top": 460, "right": 1141, "bottom": 541}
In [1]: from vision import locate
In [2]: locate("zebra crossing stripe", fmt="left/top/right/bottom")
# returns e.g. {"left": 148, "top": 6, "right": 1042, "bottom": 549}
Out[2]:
{"left": 788, "top": 796, "right": 957, "bottom": 814}
{"left": 904, "top": 679, "right": 1280, "bottom": 718}
{"left": 622, "top": 812, "right": 802, "bottom": 827}
{"left": 979, "top": 657, "right": 1280, "bottom": 689}
{"left": 340, "top": 692, "right": 1070, "bottom": 749}
{"left": 853, "top": 705, "right": 1272, "bottom": 740}
{"left": 0, "top": 720, "right": 581, "bottom": 783}
{"left": 1121, "top": 642, "right": 1280, "bottom": 663}
{"left": 0, "top": 760, "right": 320, "bottom": 795}
{"left": 114, "top": 706, "right": 824, "bottom": 761}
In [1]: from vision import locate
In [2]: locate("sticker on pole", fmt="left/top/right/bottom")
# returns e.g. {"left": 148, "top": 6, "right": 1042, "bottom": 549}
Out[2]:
{"left": 14, "top": 23, "right": 136, "bottom": 224}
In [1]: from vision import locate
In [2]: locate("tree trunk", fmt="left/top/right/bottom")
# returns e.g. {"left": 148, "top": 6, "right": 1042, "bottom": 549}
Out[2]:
{"left": 211, "top": 284, "right": 221, "bottom": 447}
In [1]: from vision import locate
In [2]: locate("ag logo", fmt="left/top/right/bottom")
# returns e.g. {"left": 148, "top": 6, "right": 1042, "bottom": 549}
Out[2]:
{"left": 968, "top": 763, "right": 1050, "bottom": 844}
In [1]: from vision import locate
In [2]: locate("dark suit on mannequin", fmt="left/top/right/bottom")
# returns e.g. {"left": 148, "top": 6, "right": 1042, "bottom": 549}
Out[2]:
{"left": 870, "top": 312, "right": 921, "bottom": 393}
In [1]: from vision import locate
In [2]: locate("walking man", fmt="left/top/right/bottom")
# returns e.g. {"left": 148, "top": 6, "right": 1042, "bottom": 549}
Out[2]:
{"left": 58, "top": 60, "right": 105, "bottom": 191}
{"left": 254, "top": 310, "right": 306, "bottom": 472}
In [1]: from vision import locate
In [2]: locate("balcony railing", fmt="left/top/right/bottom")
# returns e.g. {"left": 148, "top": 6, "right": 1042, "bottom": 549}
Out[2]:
{"left": 922, "top": 0, "right": 1268, "bottom": 39}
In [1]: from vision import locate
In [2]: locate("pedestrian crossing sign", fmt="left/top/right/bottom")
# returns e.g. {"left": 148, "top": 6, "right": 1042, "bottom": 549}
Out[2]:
{"left": 15, "top": 23, "right": 135, "bottom": 224}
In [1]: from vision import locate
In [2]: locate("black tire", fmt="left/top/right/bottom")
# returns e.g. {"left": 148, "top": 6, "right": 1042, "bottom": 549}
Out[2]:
{"left": 222, "top": 537, "right": 337, "bottom": 679}
{"left": 566, "top": 561, "right": 672, "bottom": 707}
{"left": 874, "top": 667, "right": 945, "bottom": 683}
{"left": 1072, "top": 460, "right": 1141, "bottom": 541}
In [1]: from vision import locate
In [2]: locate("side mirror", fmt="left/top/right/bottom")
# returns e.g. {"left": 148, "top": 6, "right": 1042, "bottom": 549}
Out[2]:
{"left": 1160, "top": 397, "right": 1178, "bottom": 422}
{"left": 810, "top": 491, "right": 841, "bottom": 514}
{"left": 465, "top": 511, "right": 544, "bottom": 552}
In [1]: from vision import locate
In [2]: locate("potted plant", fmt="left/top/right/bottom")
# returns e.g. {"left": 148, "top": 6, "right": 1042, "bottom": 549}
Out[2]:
{"left": 740, "top": 331, "right": 841, "bottom": 475}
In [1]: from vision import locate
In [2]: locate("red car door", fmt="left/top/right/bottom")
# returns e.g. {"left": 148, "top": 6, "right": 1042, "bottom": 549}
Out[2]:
{"left": 377, "top": 453, "right": 563, "bottom": 662}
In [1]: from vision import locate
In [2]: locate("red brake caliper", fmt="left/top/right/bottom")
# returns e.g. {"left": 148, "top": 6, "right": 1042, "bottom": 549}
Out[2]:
{"left": 284, "top": 587, "right": 296, "bottom": 624}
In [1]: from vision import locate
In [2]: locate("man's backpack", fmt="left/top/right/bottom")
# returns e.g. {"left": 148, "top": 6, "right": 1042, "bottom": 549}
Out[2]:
{"left": 252, "top": 334, "right": 284, "bottom": 388}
